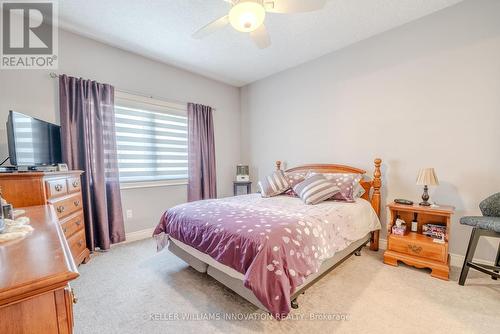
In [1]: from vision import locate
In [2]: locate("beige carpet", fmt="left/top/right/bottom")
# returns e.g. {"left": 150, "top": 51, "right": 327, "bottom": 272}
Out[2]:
{"left": 71, "top": 238, "right": 500, "bottom": 334}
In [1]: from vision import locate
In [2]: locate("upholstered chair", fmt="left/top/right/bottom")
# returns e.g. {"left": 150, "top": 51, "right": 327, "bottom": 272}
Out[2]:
{"left": 459, "top": 193, "right": 500, "bottom": 285}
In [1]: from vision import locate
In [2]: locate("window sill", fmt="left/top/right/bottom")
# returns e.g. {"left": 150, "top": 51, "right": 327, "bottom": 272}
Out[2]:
{"left": 120, "top": 180, "right": 188, "bottom": 190}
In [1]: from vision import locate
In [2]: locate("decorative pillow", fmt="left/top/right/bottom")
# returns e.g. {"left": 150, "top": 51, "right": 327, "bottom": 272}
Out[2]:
{"left": 307, "top": 172, "right": 362, "bottom": 202}
{"left": 283, "top": 171, "right": 308, "bottom": 197}
{"left": 479, "top": 193, "right": 500, "bottom": 217}
{"left": 293, "top": 174, "right": 340, "bottom": 205}
{"left": 258, "top": 170, "right": 290, "bottom": 197}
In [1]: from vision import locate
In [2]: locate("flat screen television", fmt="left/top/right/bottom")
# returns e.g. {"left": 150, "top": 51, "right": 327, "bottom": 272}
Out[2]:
{"left": 6, "top": 111, "right": 62, "bottom": 166}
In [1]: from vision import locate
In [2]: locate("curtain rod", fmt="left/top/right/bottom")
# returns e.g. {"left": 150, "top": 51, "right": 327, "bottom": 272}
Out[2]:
{"left": 48, "top": 72, "right": 216, "bottom": 111}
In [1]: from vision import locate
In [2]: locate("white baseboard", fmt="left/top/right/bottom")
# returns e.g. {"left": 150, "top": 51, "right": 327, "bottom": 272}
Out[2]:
{"left": 377, "top": 238, "right": 492, "bottom": 267}
{"left": 124, "top": 228, "right": 155, "bottom": 243}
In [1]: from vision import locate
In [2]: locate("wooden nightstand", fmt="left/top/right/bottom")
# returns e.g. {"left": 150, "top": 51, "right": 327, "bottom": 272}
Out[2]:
{"left": 383, "top": 202, "right": 455, "bottom": 280}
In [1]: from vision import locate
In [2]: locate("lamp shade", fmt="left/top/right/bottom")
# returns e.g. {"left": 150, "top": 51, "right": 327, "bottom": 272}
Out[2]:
{"left": 416, "top": 168, "right": 439, "bottom": 186}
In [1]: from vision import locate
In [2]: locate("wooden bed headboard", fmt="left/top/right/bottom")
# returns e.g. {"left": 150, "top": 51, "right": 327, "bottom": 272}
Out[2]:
{"left": 276, "top": 158, "right": 382, "bottom": 251}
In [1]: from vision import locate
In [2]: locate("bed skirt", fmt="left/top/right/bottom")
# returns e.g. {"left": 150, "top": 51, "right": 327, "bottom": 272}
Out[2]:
{"left": 167, "top": 233, "right": 371, "bottom": 311}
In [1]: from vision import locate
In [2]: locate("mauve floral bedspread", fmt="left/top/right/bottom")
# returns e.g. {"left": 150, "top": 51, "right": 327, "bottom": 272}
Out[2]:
{"left": 153, "top": 194, "right": 380, "bottom": 318}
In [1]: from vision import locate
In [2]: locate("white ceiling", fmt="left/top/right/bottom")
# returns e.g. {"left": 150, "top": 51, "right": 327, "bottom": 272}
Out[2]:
{"left": 58, "top": 0, "right": 464, "bottom": 87}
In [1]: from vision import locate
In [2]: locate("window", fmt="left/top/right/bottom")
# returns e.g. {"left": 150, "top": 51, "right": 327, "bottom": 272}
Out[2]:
{"left": 114, "top": 92, "right": 188, "bottom": 185}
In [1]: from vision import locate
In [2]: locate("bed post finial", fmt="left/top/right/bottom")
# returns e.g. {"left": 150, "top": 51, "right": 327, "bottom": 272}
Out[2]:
{"left": 370, "top": 158, "right": 382, "bottom": 251}
{"left": 276, "top": 161, "right": 282, "bottom": 170}
{"left": 373, "top": 158, "right": 381, "bottom": 191}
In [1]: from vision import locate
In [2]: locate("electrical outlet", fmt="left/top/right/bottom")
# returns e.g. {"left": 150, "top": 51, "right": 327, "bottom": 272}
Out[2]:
{"left": 126, "top": 209, "right": 133, "bottom": 219}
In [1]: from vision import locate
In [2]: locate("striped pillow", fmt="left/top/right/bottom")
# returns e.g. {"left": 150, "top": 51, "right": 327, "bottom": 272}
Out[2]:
{"left": 293, "top": 174, "right": 340, "bottom": 205}
{"left": 307, "top": 172, "right": 362, "bottom": 202}
{"left": 258, "top": 170, "right": 290, "bottom": 197}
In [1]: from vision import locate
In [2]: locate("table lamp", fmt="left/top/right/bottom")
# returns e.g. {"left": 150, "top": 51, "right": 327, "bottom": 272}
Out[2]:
{"left": 416, "top": 168, "right": 439, "bottom": 206}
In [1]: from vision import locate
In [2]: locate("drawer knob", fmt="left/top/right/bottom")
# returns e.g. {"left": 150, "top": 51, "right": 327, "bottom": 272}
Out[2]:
{"left": 77, "top": 240, "right": 83, "bottom": 247}
{"left": 72, "top": 180, "right": 80, "bottom": 187}
{"left": 408, "top": 244, "right": 422, "bottom": 254}
{"left": 63, "top": 227, "right": 67, "bottom": 233}
{"left": 75, "top": 220, "right": 81, "bottom": 226}
{"left": 71, "top": 288, "right": 78, "bottom": 304}
{"left": 55, "top": 184, "right": 63, "bottom": 191}
{"left": 57, "top": 206, "right": 65, "bottom": 213}
{"left": 74, "top": 200, "right": 81, "bottom": 207}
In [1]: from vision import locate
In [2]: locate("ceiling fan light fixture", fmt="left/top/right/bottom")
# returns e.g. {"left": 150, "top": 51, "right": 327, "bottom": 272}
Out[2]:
{"left": 229, "top": 0, "right": 266, "bottom": 33}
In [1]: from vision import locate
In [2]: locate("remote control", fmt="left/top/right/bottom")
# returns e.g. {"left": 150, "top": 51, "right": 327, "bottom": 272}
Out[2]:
{"left": 394, "top": 199, "right": 414, "bottom": 205}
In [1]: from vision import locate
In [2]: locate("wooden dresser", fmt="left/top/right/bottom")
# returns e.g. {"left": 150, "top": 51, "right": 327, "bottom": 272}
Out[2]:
{"left": 0, "top": 171, "right": 90, "bottom": 265}
{"left": 0, "top": 205, "right": 79, "bottom": 333}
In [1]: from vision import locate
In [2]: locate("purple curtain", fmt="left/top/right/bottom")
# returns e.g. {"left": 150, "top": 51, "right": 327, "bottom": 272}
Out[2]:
{"left": 187, "top": 103, "right": 217, "bottom": 201}
{"left": 59, "top": 74, "right": 125, "bottom": 251}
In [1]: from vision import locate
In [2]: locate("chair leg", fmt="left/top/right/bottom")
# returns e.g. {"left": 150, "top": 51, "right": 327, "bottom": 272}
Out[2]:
{"left": 493, "top": 241, "right": 500, "bottom": 280}
{"left": 459, "top": 228, "right": 481, "bottom": 286}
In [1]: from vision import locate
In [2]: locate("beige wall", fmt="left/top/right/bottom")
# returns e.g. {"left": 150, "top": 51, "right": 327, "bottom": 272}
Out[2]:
{"left": 0, "top": 30, "right": 241, "bottom": 234}
{"left": 241, "top": 0, "right": 500, "bottom": 259}
{"left": 1, "top": 0, "right": 498, "bottom": 260}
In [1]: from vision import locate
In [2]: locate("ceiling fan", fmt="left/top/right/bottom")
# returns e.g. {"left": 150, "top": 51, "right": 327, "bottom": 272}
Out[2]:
{"left": 193, "top": 0, "right": 327, "bottom": 49}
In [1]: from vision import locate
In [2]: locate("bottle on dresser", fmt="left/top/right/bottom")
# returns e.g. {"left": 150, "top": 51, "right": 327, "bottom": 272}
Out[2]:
{"left": 0, "top": 187, "right": 13, "bottom": 220}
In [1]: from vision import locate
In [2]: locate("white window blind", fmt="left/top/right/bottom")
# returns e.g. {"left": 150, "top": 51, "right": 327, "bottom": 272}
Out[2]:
{"left": 114, "top": 92, "right": 188, "bottom": 184}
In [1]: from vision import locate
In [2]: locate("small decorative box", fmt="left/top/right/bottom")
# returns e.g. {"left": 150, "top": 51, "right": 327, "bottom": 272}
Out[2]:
{"left": 392, "top": 224, "right": 407, "bottom": 236}
{"left": 392, "top": 217, "right": 407, "bottom": 236}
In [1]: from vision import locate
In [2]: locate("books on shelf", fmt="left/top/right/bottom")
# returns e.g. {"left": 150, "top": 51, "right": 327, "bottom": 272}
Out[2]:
{"left": 422, "top": 223, "right": 446, "bottom": 239}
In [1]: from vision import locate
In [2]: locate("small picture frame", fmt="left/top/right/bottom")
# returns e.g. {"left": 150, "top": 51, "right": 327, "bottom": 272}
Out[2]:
{"left": 57, "top": 163, "right": 69, "bottom": 171}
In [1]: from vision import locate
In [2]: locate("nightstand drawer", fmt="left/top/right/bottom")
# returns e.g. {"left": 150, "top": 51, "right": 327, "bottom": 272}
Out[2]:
{"left": 388, "top": 234, "right": 446, "bottom": 263}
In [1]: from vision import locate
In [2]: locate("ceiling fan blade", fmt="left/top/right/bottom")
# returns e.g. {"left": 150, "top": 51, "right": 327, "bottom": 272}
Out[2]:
{"left": 192, "top": 15, "right": 229, "bottom": 39}
{"left": 250, "top": 24, "right": 271, "bottom": 49}
{"left": 264, "top": 0, "right": 327, "bottom": 13}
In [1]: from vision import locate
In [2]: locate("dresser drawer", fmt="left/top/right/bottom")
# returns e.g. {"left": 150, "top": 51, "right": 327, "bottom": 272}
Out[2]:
{"left": 46, "top": 179, "right": 68, "bottom": 198}
{"left": 60, "top": 211, "right": 84, "bottom": 238}
{"left": 51, "top": 194, "right": 83, "bottom": 219}
{"left": 388, "top": 234, "right": 446, "bottom": 263}
{"left": 68, "top": 229, "right": 87, "bottom": 259}
{"left": 67, "top": 177, "right": 81, "bottom": 194}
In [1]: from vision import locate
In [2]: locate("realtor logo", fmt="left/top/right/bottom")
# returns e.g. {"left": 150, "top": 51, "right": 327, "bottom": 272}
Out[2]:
{"left": 1, "top": 0, "right": 58, "bottom": 69}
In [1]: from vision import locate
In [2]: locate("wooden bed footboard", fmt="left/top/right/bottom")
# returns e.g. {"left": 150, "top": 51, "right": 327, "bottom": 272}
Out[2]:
{"left": 277, "top": 158, "right": 382, "bottom": 251}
